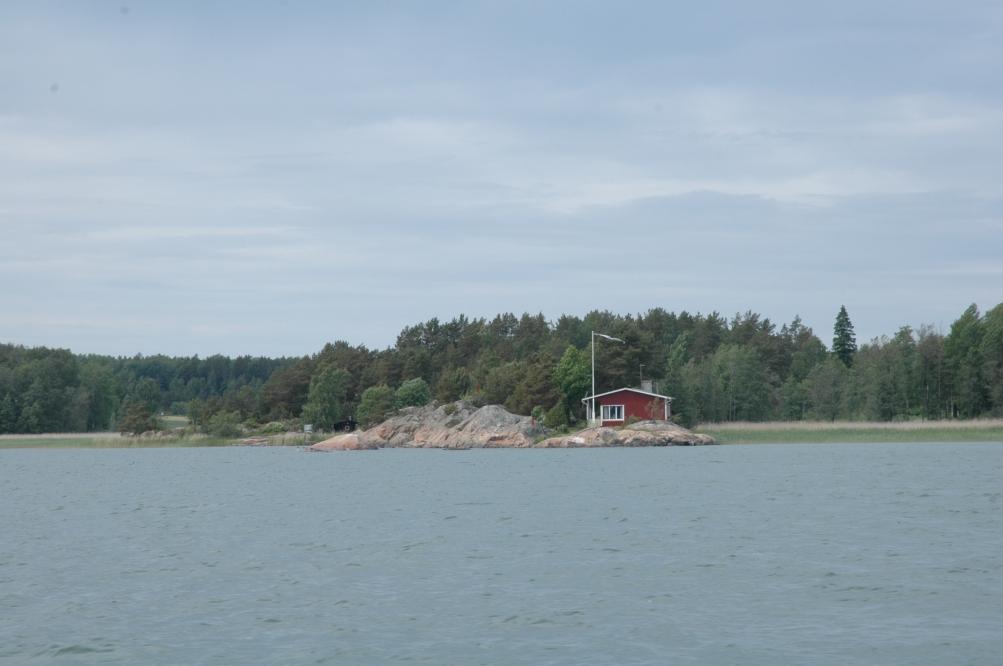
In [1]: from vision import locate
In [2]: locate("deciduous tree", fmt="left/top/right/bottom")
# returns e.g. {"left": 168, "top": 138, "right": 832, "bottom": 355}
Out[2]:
{"left": 302, "top": 367, "right": 352, "bottom": 429}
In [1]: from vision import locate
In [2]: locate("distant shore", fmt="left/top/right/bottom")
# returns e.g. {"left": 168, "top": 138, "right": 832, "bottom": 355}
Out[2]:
{"left": 0, "top": 432, "right": 306, "bottom": 449}
{"left": 696, "top": 419, "right": 1003, "bottom": 444}
{"left": 0, "top": 432, "right": 230, "bottom": 449}
{"left": 4, "top": 419, "right": 1003, "bottom": 448}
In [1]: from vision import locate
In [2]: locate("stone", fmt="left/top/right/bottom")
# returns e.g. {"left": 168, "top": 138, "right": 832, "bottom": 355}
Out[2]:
{"left": 536, "top": 420, "right": 715, "bottom": 447}
{"left": 308, "top": 404, "right": 714, "bottom": 452}
{"left": 309, "top": 433, "right": 376, "bottom": 451}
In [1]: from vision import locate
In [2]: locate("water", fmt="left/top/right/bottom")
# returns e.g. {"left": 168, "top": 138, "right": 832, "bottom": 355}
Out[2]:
{"left": 2, "top": 444, "right": 1001, "bottom": 665}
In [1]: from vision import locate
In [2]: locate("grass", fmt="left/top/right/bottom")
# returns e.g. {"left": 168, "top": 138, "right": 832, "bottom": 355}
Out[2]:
{"left": 695, "top": 419, "right": 1003, "bottom": 444}
{"left": 0, "top": 432, "right": 233, "bottom": 449}
{"left": 158, "top": 415, "right": 190, "bottom": 429}
{"left": 0, "top": 429, "right": 327, "bottom": 449}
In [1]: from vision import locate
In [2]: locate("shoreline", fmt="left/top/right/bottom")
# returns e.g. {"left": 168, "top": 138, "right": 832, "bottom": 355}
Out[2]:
{"left": 5, "top": 419, "right": 1003, "bottom": 449}
{"left": 696, "top": 419, "right": 1003, "bottom": 444}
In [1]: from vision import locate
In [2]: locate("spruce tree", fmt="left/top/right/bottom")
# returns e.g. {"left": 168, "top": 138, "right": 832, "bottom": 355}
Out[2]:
{"left": 832, "top": 305, "right": 857, "bottom": 367}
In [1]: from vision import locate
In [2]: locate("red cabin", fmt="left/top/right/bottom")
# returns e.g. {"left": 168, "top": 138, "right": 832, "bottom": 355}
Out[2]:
{"left": 583, "top": 387, "right": 673, "bottom": 427}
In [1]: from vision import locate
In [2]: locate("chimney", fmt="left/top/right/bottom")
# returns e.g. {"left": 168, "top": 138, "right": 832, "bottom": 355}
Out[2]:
{"left": 641, "top": 379, "right": 654, "bottom": 393}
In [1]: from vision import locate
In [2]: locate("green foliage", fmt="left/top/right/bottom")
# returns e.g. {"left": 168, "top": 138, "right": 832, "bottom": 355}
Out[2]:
{"left": 711, "top": 345, "right": 772, "bottom": 421}
{"left": 833, "top": 305, "right": 857, "bottom": 367}
{"left": 0, "top": 394, "right": 16, "bottom": 433}
{"left": 945, "top": 304, "right": 987, "bottom": 418}
{"left": 255, "top": 421, "right": 287, "bottom": 435}
{"left": 981, "top": 304, "right": 1003, "bottom": 414}
{"left": 357, "top": 384, "right": 395, "bottom": 427}
{"left": 781, "top": 376, "right": 808, "bottom": 420}
{"left": 915, "top": 325, "right": 946, "bottom": 418}
{"left": 434, "top": 367, "right": 470, "bottom": 403}
{"left": 553, "top": 345, "right": 589, "bottom": 410}
{"left": 395, "top": 377, "right": 431, "bottom": 408}
{"left": 130, "top": 377, "right": 162, "bottom": 413}
{"left": 301, "top": 366, "right": 352, "bottom": 429}
{"left": 802, "top": 358, "right": 848, "bottom": 421}
{"left": 262, "top": 359, "right": 313, "bottom": 419}
{"left": 543, "top": 401, "right": 568, "bottom": 429}
{"left": 117, "top": 401, "right": 159, "bottom": 434}
{"left": 507, "top": 355, "right": 560, "bottom": 415}
{"left": 482, "top": 362, "right": 523, "bottom": 406}
{"left": 205, "top": 410, "right": 243, "bottom": 438}
{"left": 3, "top": 301, "right": 1003, "bottom": 434}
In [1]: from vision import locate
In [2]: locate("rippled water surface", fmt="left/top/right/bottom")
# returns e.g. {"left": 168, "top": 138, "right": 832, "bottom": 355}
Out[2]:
{"left": 2, "top": 444, "right": 1002, "bottom": 665}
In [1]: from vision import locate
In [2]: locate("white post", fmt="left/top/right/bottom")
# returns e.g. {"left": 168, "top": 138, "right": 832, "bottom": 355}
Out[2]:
{"left": 590, "top": 330, "right": 596, "bottom": 424}
{"left": 589, "top": 331, "right": 625, "bottom": 426}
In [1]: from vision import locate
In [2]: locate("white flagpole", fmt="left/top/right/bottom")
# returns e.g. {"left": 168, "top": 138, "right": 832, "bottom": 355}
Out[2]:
{"left": 591, "top": 331, "right": 595, "bottom": 423}
{"left": 590, "top": 330, "right": 625, "bottom": 425}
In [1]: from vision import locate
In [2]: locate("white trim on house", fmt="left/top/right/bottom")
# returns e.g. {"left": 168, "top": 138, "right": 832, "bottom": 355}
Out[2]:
{"left": 601, "top": 404, "right": 624, "bottom": 421}
{"left": 581, "top": 387, "right": 673, "bottom": 403}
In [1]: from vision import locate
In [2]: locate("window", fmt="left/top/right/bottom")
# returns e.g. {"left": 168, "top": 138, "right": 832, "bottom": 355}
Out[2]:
{"left": 601, "top": 404, "right": 624, "bottom": 421}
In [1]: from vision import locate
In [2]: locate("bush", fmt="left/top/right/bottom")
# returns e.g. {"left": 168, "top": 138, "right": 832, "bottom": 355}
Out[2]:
{"left": 206, "top": 411, "right": 243, "bottom": 438}
{"left": 117, "top": 401, "right": 159, "bottom": 435}
{"left": 301, "top": 366, "right": 352, "bottom": 430}
{"left": 531, "top": 405, "right": 545, "bottom": 422}
{"left": 396, "top": 378, "right": 431, "bottom": 408}
{"left": 255, "top": 421, "right": 287, "bottom": 435}
{"left": 463, "top": 390, "right": 488, "bottom": 408}
{"left": 543, "top": 401, "right": 568, "bottom": 429}
{"left": 357, "top": 384, "right": 396, "bottom": 427}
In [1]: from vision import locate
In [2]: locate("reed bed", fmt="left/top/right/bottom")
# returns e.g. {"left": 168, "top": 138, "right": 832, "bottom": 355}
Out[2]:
{"left": 696, "top": 419, "right": 1003, "bottom": 443}
{"left": 0, "top": 432, "right": 230, "bottom": 449}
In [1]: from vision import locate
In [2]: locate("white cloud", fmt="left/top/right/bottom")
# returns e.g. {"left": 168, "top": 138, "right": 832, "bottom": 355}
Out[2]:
{"left": 0, "top": 2, "right": 1000, "bottom": 355}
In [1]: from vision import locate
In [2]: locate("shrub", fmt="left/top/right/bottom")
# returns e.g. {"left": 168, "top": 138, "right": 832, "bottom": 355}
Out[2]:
{"left": 117, "top": 401, "right": 159, "bottom": 435}
{"left": 543, "top": 401, "right": 568, "bottom": 429}
{"left": 396, "top": 378, "right": 431, "bottom": 408}
{"left": 464, "top": 390, "right": 488, "bottom": 408}
{"left": 357, "top": 384, "right": 396, "bottom": 427}
{"left": 531, "top": 405, "right": 545, "bottom": 422}
{"left": 206, "top": 411, "right": 243, "bottom": 438}
{"left": 301, "top": 366, "right": 352, "bottom": 430}
{"left": 255, "top": 421, "right": 287, "bottom": 435}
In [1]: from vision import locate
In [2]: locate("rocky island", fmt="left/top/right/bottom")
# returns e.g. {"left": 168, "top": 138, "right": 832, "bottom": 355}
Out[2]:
{"left": 308, "top": 401, "right": 714, "bottom": 451}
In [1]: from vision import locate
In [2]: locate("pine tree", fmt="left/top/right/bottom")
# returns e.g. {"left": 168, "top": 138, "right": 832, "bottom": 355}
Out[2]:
{"left": 833, "top": 305, "right": 857, "bottom": 367}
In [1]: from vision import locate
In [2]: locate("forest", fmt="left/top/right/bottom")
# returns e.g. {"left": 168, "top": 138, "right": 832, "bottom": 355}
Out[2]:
{"left": 1, "top": 302, "right": 1002, "bottom": 435}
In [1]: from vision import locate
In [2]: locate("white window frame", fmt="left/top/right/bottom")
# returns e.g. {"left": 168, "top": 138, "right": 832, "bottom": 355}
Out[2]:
{"left": 601, "top": 404, "right": 624, "bottom": 421}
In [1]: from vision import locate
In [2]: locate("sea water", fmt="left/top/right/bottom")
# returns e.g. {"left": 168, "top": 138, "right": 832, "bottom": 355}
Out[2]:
{"left": 2, "top": 444, "right": 1001, "bottom": 665}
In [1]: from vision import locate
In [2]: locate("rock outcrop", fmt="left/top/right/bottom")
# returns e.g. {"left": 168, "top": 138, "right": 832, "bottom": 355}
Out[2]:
{"left": 310, "top": 433, "right": 376, "bottom": 451}
{"left": 309, "top": 401, "right": 547, "bottom": 451}
{"left": 536, "top": 420, "right": 714, "bottom": 447}
{"left": 309, "top": 403, "right": 714, "bottom": 451}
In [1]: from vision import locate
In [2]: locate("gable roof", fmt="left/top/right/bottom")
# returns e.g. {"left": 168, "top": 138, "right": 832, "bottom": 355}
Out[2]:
{"left": 581, "top": 387, "right": 673, "bottom": 403}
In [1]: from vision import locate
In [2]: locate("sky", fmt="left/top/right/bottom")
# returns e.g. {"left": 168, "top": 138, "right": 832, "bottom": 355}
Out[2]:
{"left": 2, "top": 1, "right": 1002, "bottom": 357}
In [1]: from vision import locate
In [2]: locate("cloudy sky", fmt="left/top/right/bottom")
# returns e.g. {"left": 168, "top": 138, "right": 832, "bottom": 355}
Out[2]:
{"left": 2, "top": 1, "right": 1001, "bottom": 357}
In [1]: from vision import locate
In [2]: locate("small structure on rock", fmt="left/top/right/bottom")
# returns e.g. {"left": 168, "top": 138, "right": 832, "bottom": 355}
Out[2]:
{"left": 583, "top": 383, "right": 673, "bottom": 427}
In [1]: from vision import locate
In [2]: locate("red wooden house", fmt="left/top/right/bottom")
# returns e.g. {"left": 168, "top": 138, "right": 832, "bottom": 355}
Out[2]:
{"left": 582, "top": 386, "right": 673, "bottom": 427}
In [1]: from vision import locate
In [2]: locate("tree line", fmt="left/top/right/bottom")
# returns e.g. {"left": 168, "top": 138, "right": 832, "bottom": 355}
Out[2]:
{"left": 1, "top": 302, "right": 1001, "bottom": 434}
